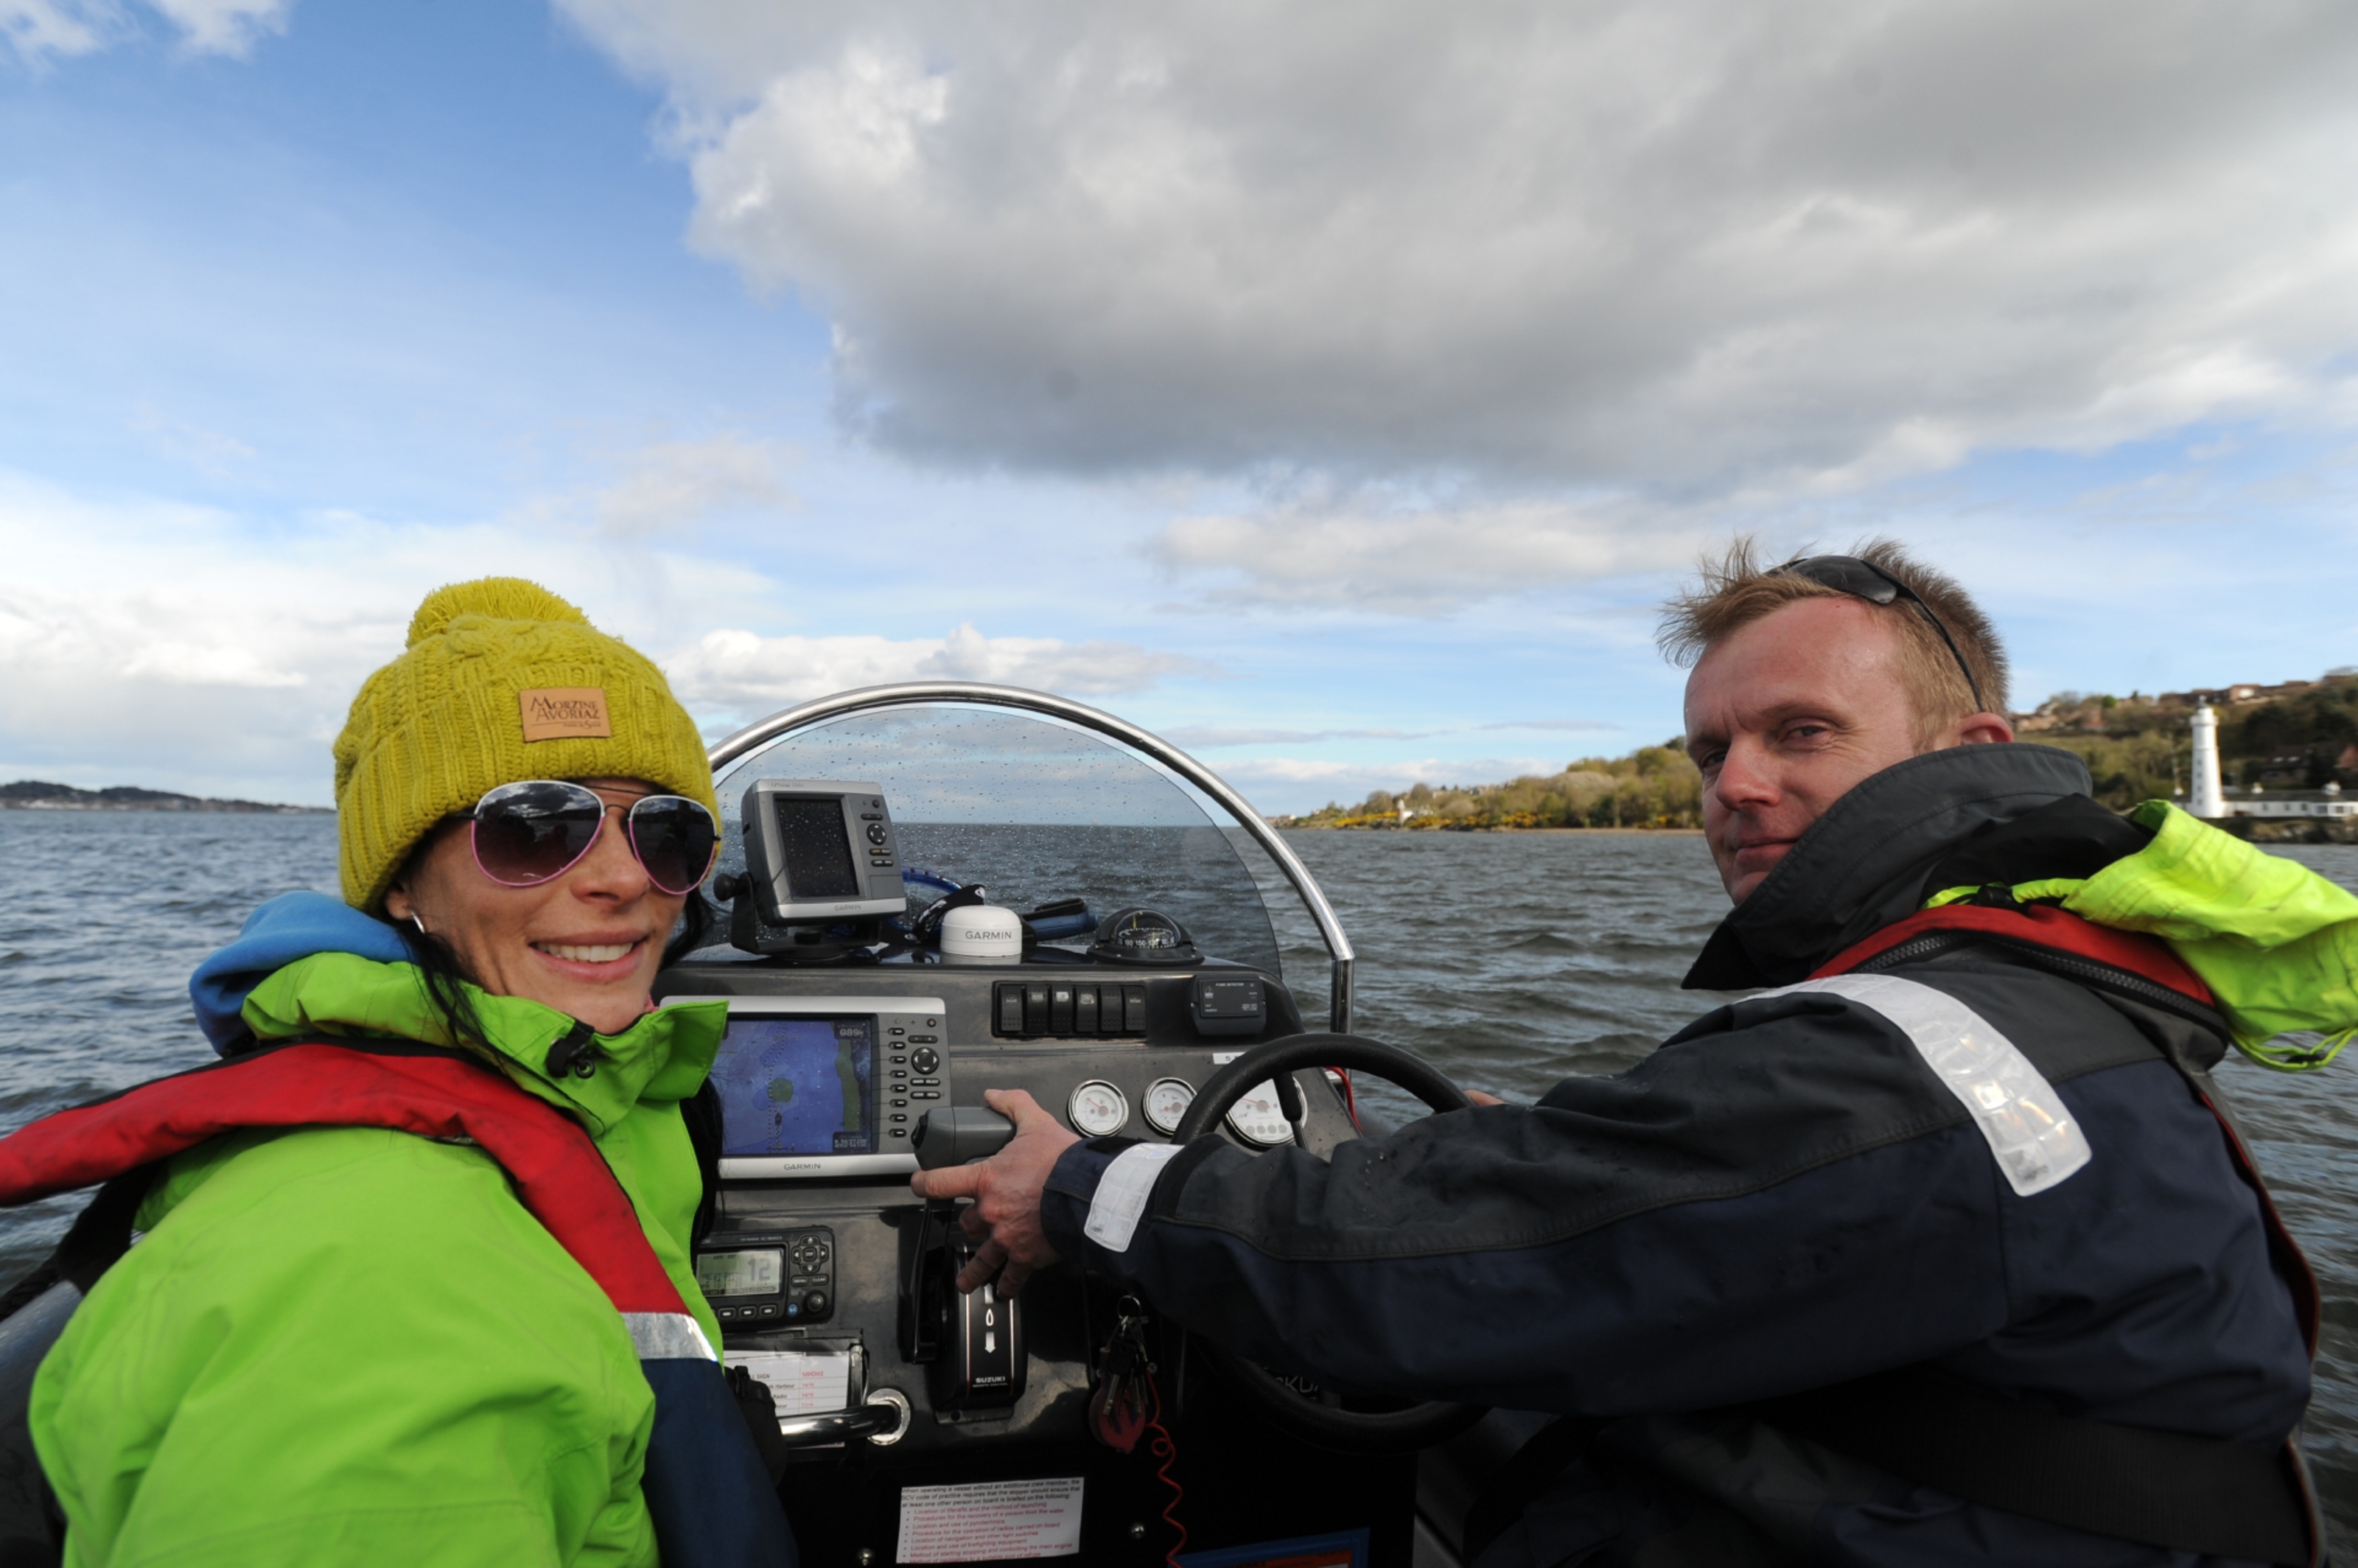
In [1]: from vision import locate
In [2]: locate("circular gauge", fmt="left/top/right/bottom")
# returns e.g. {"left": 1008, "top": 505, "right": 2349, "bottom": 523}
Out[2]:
{"left": 1143, "top": 1077, "right": 1196, "bottom": 1135}
{"left": 1067, "top": 1079, "right": 1130, "bottom": 1138}
{"left": 1225, "top": 1079, "right": 1294, "bottom": 1147}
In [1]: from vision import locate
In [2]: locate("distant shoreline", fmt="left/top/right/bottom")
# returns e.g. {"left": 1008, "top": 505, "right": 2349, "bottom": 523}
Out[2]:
{"left": 1, "top": 780, "right": 328, "bottom": 816}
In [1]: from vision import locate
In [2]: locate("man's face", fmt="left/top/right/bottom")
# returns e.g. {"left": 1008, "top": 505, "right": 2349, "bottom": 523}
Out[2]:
{"left": 1684, "top": 598, "right": 1946, "bottom": 903}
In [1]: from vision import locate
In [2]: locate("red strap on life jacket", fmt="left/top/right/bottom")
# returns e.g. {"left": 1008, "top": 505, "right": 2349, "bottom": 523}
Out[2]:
{"left": 0, "top": 1042, "right": 686, "bottom": 1318}
{"left": 1814, "top": 905, "right": 2321, "bottom": 1357}
{"left": 1813, "top": 902, "right": 2216, "bottom": 1005}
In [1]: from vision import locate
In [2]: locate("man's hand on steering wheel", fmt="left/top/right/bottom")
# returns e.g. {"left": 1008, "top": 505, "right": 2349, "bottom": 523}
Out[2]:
{"left": 908, "top": 1088, "right": 1078, "bottom": 1296}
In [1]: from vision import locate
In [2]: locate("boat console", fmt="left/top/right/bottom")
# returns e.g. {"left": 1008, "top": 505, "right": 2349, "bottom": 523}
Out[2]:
{"left": 662, "top": 685, "right": 1455, "bottom": 1566}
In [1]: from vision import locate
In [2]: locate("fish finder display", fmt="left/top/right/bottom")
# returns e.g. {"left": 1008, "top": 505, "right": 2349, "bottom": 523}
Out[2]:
{"left": 774, "top": 796, "right": 861, "bottom": 898}
{"left": 711, "top": 1016, "right": 875, "bottom": 1158}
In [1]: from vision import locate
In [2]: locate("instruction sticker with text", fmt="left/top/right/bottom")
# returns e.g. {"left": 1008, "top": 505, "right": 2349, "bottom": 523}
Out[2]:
{"left": 896, "top": 1477, "right": 1085, "bottom": 1562}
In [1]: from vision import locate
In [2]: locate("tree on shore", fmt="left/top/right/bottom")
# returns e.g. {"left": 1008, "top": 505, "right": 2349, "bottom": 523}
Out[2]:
{"left": 1285, "top": 742, "right": 1702, "bottom": 830}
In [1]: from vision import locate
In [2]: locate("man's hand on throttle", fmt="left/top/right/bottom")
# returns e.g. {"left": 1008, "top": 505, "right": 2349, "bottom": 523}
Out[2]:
{"left": 906, "top": 1088, "right": 1079, "bottom": 1295}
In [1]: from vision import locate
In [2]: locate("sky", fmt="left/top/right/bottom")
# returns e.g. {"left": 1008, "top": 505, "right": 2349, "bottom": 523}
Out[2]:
{"left": 2, "top": 0, "right": 2354, "bottom": 813}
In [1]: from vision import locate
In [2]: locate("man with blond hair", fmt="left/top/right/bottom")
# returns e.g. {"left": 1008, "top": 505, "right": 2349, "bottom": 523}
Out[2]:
{"left": 921, "top": 541, "right": 2318, "bottom": 1567}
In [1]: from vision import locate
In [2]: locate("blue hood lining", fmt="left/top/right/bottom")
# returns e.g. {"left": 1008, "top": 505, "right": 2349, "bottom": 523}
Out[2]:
{"left": 189, "top": 891, "right": 412, "bottom": 1053}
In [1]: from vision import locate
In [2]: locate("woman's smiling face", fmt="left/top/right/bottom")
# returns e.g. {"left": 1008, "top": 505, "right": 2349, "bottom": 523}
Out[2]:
{"left": 382, "top": 777, "right": 687, "bottom": 1035}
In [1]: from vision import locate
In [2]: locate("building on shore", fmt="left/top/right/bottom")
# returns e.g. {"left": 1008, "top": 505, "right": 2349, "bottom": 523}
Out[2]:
{"left": 2186, "top": 704, "right": 2358, "bottom": 822}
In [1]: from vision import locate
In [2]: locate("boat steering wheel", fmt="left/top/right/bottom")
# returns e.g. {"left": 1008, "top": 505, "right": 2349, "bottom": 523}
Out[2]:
{"left": 1169, "top": 1033, "right": 1488, "bottom": 1455}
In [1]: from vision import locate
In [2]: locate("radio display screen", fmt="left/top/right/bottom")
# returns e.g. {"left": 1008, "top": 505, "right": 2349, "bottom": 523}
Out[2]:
{"left": 774, "top": 796, "right": 861, "bottom": 898}
{"left": 710, "top": 1015, "right": 876, "bottom": 1158}
{"left": 695, "top": 1248, "right": 783, "bottom": 1299}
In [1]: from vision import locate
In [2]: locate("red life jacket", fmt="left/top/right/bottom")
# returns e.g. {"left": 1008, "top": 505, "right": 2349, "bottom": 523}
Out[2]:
{"left": 0, "top": 1036, "right": 794, "bottom": 1568}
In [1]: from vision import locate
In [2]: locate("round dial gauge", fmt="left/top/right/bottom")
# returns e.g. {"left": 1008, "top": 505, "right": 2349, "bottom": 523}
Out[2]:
{"left": 1225, "top": 1079, "right": 1294, "bottom": 1147}
{"left": 1143, "top": 1077, "right": 1196, "bottom": 1135}
{"left": 1067, "top": 1079, "right": 1130, "bottom": 1138}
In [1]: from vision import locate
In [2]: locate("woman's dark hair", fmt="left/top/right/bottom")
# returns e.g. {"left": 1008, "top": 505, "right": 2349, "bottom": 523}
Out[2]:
{"left": 391, "top": 911, "right": 494, "bottom": 1050}
{"left": 381, "top": 822, "right": 497, "bottom": 1050}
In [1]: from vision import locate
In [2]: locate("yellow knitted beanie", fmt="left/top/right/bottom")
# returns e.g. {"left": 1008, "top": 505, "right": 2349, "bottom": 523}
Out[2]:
{"left": 334, "top": 578, "right": 720, "bottom": 911}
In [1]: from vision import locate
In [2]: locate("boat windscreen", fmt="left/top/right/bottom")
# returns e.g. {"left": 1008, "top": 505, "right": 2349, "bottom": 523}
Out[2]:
{"left": 708, "top": 705, "right": 1284, "bottom": 975}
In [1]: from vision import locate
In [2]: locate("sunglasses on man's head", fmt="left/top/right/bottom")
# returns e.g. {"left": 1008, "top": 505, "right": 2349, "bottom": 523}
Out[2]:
{"left": 463, "top": 780, "right": 718, "bottom": 896}
{"left": 1773, "top": 555, "right": 1987, "bottom": 713}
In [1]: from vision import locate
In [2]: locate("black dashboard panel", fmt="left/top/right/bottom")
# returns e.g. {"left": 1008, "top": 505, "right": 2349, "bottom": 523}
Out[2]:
{"left": 652, "top": 955, "right": 1348, "bottom": 1456}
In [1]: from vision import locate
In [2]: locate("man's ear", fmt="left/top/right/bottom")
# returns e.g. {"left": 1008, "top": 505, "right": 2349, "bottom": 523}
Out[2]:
{"left": 1956, "top": 712, "right": 2015, "bottom": 746}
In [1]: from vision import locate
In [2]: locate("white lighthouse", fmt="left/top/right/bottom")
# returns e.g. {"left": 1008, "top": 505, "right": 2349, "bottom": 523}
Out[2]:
{"left": 2189, "top": 704, "right": 2226, "bottom": 819}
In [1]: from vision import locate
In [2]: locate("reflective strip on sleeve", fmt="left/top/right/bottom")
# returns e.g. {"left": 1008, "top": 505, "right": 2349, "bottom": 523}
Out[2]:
{"left": 624, "top": 1310, "right": 718, "bottom": 1362}
{"left": 1082, "top": 1142, "right": 1189, "bottom": 1253}
{"left": 1766, "top": 973, "right": 2092, "bottom": 1197}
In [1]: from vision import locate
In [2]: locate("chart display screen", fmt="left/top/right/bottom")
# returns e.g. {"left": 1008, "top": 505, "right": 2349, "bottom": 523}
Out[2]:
{"left": 774, "top": 796, "right": 861, "bottom": 898}
{"left": 712, "top": 1016, "right": 875, "bottom": 1157}
{"left": 695, "top": 1248, "right": 784, "bottom": 1298}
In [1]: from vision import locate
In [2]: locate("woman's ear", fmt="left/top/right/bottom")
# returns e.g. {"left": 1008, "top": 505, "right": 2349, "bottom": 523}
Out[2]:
{"left": 382, "top": 822, "right": 455, "bottom": 928}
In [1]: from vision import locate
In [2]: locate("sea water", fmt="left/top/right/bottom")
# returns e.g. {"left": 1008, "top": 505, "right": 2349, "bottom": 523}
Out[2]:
{"left": 3, "top": 811, "right": 2354, "bottom": 1547}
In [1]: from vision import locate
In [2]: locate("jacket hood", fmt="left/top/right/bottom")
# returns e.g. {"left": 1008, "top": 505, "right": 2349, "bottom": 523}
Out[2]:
{"left": 190, "top": 891, "right": 411, "bottom": 1051}
{"left": 2040, "top": 801, "right": 2357, "bottom": 1055}
{"left": 1683, "top": 743, "right": 2095, "bottom": 990}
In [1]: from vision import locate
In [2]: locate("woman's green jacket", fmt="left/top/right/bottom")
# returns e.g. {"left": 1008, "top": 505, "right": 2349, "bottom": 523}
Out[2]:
{"left": 29, "top": 952, "right": 727, "bottom": 1568}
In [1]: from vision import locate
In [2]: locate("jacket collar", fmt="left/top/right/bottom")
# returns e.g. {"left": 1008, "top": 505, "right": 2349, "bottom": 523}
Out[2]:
{"left": 238, "top": 951, "right": 723, "bottom": 1135}
{"left": 1682, "top": 743, "right": 2095, "bottom": 991}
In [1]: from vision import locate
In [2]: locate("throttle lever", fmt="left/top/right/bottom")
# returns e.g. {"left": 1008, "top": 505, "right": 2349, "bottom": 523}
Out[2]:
{"left": 914, "top": 1107, "right": 1016, "bottom": 1169}
{"left": 1273, "top": 1070, "right": 1308, "bottom": 1146}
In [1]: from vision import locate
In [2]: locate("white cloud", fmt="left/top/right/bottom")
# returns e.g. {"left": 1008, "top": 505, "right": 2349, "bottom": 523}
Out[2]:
{"left": 589, "top": 434, "right": 796, "bottom": 536}
{"left": 147, "top": 0, "right": 284, "bottom": 53}
{"left": 559, "top": 0, "right": 2358, "bottom": 497}
{"left": 3, "top": 0, "right": 287, "bottom": 63}
{"left": 0, "top": 485, "right": 399, "bottom": 797}
{"left": 662, "top": 622, "right": 1217, "bottom": 712}
{"left": 130, "top": 404, "right": 259, "bottom": 480}
{"left": 1481, "top": 719, "right": 1617, "bottom": 733}
{"left": 1161, "top": 725, "right": 1433, "bottom": 748}
{"left": 0, "top": 471, "right": 786, "bottom": 801}
{"left": 1, "top": 0, "right": 112, "bottom": 60}
{"left": 507, "top": 434, "right": 797, "bottom": 537}
{"left": 1150, "top": 499, "right": 1700, "bottom": 612}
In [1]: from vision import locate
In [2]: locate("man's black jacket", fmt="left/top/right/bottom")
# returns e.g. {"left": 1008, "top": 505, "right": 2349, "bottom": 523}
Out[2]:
{"left": 1040, "top": 744, "right": 2313, "bottom": 1565}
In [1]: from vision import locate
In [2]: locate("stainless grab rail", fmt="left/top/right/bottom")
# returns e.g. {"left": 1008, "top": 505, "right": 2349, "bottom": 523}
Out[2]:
{"left": 705, "top": 682, "right": 1356, "bottom": 1033}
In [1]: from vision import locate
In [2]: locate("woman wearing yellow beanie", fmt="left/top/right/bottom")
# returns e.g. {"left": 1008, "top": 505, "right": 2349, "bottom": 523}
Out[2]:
{"left": 10, "top": 581, "right": 794, "bottom": 1567}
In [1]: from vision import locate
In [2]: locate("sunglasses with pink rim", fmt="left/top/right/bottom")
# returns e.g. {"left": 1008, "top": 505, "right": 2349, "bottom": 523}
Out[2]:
{"left": 456, "top": 779, "right": 718, "bottom": 896}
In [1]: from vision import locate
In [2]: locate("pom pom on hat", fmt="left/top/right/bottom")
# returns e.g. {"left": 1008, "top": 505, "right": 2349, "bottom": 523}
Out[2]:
{"left": 407, "top": 578, "right": 590, "bottom": 648}
{"left": 334, "top": 578, "right": 718, "bottom": 912}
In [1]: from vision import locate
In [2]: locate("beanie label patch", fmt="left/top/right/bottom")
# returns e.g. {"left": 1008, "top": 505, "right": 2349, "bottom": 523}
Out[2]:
{"left": 519, "top": 687, "right": 613, "bottom": 742}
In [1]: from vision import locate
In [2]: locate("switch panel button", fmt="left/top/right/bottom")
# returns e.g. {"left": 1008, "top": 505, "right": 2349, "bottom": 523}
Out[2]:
{"left": 992, "top": 979, "right": 1154, "bottom": 1037}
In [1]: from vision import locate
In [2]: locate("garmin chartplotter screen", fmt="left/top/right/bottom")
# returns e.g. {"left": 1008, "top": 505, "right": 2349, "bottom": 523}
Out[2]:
{"left": 710, "top": 1016, "right": 875, "bottom": 1158}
